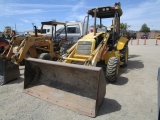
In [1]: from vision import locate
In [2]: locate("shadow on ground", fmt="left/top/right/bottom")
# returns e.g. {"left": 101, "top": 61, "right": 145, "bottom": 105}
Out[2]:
{"left": 128, "top": 54, "right": 141, "bottom": 59}
{"left": 7, "top": 77, "right": 24, "bottom": 85}
{"left": 114, "top": 76, "right": 128, "bottom": 85}
{"left": 120, "top": 54, "right": 144, "bottom": 74}
{"left": 128, "top": 60, "right": 144, "bottom": 69}
{"left": 120, "top": 59, "right": 144, "bottom": 74}
{"left": 111, "top": 54, "right": 144, "bottom": 86}
{"left": 97, "top": 98, "right": 121, "bottom": 116}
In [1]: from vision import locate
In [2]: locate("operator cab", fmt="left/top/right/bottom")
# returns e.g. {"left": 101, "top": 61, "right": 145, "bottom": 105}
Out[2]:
{"left": 87, "top": 2, "right": 122, "bottom": 48}
{"left": 41, "top": 21, "right": 67, "bottom": 52}
{"left": 41, "top": 21, "right": 67, "bottom": 40}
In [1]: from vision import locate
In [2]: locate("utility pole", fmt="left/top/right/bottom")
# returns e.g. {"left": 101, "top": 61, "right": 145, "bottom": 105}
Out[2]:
{"left": 15, "top": 23, "right": 17, "bottom": 31}
{"left": 32, "top": 23, "right": 34, "bottom": 30}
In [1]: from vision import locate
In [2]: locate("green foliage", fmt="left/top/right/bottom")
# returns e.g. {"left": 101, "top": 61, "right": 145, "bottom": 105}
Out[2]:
{"left": 140, "top": 23, "right": 150, "bottom": 32}
{"left": 96, "top": 24, "right": 101, "bottom": 28}
{"left": 120, "top": 23, "right": 130, "bottom": 38}
{"left": 120, "top": 23, "right": 130, "bottom": 32}
{"left": 90, "top": 24, "right": 104, "bottom": 28}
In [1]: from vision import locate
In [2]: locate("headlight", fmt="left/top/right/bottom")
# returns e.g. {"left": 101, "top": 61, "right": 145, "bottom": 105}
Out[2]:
{"left": 102, "top": 8, "right": 105, "bottom": 11}
{"left": 106, "top": 8, "right": 109, "bottom": 11}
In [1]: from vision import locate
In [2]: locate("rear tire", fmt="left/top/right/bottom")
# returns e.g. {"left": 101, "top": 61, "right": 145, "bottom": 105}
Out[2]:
{"left": 0, "top": 46, "right": 4, "bottom": 53}
{"left": 120, "top": 45, "right": 128, "bottom": 68}
{"left": 38, "top": 53, "right": 52, "bottom": 60}
{"left": 106, "top": 57, "right": 119, "bottom": 83}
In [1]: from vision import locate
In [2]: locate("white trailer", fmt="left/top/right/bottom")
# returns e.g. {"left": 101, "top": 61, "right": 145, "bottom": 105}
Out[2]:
{"left": 37, "top": 21, "right": 88, "bottom": 38}
{"left": 57, "top": 21, "right": 89, "bottom": 55}
{"left": 37, "top": 21, "right": 89, "bottom": 55}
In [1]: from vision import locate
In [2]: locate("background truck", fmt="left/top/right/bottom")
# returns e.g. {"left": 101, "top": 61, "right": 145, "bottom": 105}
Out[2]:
{"left": 37, "top": 21, "right": 88, "bottom": 38}
{"left": 37, "top": 21, "right": 88, "bottom": 55}
{"left": 58, "top": 21, "right": 88, "bottom": 55}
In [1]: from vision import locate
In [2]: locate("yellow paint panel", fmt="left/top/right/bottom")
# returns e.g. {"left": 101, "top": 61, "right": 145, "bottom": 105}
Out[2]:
{"left": 29, "top": 48, "right": 38, "bottom": 58}
{"left": 82, "top": 32, "right": 103, "bottom": 39}
{"left": 73, "top": 54, "right": 91, "bottom": 59}
{"left": 116, "top": 37, "right": 128, "bottom": 50}
{"left": 103, "top": 50, "right": 120, "bottom": 64}
{"left": 156, "top": 35, "right": 160, "bottom": 39}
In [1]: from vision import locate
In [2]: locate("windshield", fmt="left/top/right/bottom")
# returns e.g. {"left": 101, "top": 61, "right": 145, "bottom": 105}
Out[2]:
{"left": 37, "top": 29, "right": 46, "bottom": 33}
{"left": 56, "top": 25, "right": 80, "bottom": 34}
{"left": 56, "top": 27, "right": 65, "bottom": 33}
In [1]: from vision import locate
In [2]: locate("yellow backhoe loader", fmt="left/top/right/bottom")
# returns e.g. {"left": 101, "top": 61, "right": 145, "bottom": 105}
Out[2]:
{"left": 156, "top": 35, "right": 160, "bottom": 39}
{"left": 24, "top": 2, "right": 129, "bottom": 117}
{"left": 3, "top": 26, "right": 16, "bottom": 39}
{"left": 0, "top": 36, "right": 25, "bottom": 85}
{"left": 0, "top": 21, "right": 67, "bottom": 85}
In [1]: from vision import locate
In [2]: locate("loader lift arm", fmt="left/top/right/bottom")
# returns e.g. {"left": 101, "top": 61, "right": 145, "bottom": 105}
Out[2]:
{"left": 0, "top": 36, "right": 56, "bottom": 85}
{"left": 0, "top": 20, "right": 70, "bottom": 85}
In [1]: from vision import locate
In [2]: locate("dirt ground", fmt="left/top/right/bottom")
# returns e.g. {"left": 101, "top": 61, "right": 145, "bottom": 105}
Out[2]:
{"left": 0, "top": 39, "right": 159, "bottom": 120}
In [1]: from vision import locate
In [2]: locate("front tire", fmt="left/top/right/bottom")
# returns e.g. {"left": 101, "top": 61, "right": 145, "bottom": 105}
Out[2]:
{"left": 106, "top": 57, "right": 119, "bottom": 83}
{"left": 38, "top": 53, "right": 52, "bottom": 60}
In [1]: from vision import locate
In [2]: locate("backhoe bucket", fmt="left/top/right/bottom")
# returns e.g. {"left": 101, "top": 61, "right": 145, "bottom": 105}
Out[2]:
{"left": 24, "top": 58, "right": 107, "bottom": 117}
{"left": 0, "top": 58, "right": 20, "bottom": 85}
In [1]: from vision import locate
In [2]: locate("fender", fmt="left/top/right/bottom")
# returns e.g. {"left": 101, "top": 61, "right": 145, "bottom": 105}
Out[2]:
{"left": 156, "top": 35, "right": 160, "bottom": 39}
{"left": 103, "top": 50, "right": 120, "bottom": 64}
{"left": 116, "top": 37, "right": 128, "bottom": 50}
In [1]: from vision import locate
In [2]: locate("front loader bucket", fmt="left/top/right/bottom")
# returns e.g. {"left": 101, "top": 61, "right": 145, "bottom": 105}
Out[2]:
{"left": 0, "top": 58, "right": 20, "bottom": 85}
{"left": 24, "top": 58, "right": 107, "bottom": 117}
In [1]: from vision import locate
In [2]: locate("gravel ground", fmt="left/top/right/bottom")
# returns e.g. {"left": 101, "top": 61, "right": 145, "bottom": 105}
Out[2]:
{"left": 0, "top": 39, "right": 159, "bottom": 120}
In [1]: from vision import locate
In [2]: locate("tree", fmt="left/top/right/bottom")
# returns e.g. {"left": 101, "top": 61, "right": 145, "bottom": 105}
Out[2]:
{"left": 90, "top": 24, "right": 104, "bottom": 28}
{"left": 139, "top": 23, "right": 150, "bottom": 32}
{"left": 120, "top": 23, "right": 130, "bottom": 33}
{"left": 120, "top": 23, "right": 130, "bottom": 38}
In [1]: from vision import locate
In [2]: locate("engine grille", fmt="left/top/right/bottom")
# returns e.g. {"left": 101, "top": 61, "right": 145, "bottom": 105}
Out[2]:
{"left": 76, "top": 41, "right": 92, "bottom": 55}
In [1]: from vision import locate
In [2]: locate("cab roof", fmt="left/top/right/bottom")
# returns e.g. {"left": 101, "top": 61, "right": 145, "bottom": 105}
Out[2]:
{"left": 41, "top": 21, "right": 66, "bottom": 26}
{"left": 88, "top": 5, "right": 122, "bottom": 18}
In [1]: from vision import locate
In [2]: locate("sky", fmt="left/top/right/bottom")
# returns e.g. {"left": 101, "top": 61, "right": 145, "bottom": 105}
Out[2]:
{"left": 0, "top": 0, "right": 160, "bottom": 32}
